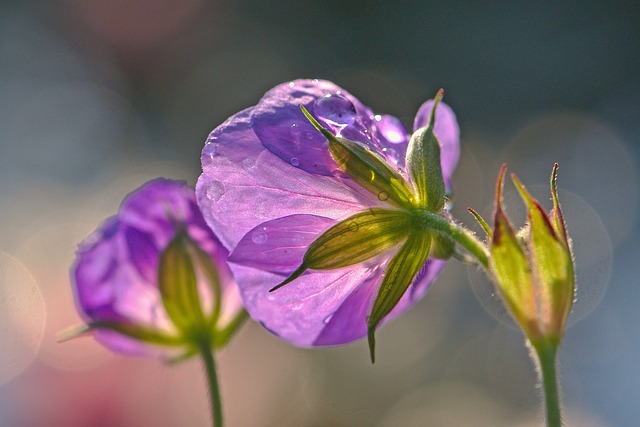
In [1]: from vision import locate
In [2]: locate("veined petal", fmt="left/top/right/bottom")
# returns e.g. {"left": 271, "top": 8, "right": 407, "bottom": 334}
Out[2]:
{"left": 252, "top": 80, "right": 380, "bottom": 176}
{"left": 196, "top": 107, "right": 379, "bottom": 252}
{"left": 230, "top": 257, "right": 446, "bottom": 347}
{"left": 229, "top": 214, "right": 337, "bottom": 274}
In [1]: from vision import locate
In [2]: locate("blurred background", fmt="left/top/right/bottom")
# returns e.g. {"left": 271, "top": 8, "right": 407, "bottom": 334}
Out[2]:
{"left": 1, "top": 0, "right": 638, "bottom": 426}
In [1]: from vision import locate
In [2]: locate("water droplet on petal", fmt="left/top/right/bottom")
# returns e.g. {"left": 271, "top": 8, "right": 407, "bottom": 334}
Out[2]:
{"left": 255, "top": 199, "right": 269, "bottom": 219}
{"left": 314, "top": 94, "right": 357, "bottom": 125}
{"left": 206, "top": 181, "right": 225, "bottom": 201}
{"left": 323, "top": 314, "right": 334, "bottom": 324}
{"left": 378, "top": 191, "right": 390, "bottom": 201}
{"left": 251, "top": 227, "right": 268, "bottom": 244}
{"left": 290, "top": 157, "right": 300, "bottom": 167}
{"left": 291, "top": 302, "right": 303, "bottom": 311}
{"left": 242, "top": 157, "right": 256, "bottom": 170}
{"left": 348, "top": 222, "right": 359, "bottom": 232}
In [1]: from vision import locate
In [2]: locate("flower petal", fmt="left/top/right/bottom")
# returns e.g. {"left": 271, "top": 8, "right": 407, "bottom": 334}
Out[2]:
{"left": 252, "top": 80, "right": 380, "bottom": 176}
{"left": 196, "top": 107, "right": 379, "bottom": 252}
{"left": 229, "top": 214, "right": 337, "bottom": 274}
{"left": 230, "top": 255, "right": 446, "bottom": 347}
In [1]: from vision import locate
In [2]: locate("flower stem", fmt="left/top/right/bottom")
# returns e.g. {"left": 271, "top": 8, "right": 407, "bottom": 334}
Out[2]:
{"left": 532, "top": 342, "right": 562, "bottom": 427}
{"left": 198, "top": 339, "right": 223, "bottom": 427}
{"left": 413, "top": 210, "right": 489, "bottom": 268}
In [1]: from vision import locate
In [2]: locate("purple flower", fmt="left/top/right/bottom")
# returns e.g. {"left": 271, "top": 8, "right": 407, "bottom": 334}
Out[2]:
{"left": 196, "top": 79, "right": 460, "bottom": 355}
{"left": 71, "top": 178, "right": 245, "bottom": 357}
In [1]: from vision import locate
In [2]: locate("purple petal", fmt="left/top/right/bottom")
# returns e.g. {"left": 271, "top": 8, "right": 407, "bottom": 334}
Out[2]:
{"left": 230, "top": 262, "right": 375, "bottom": 346}
{"left": 229, "top": 214, "right": 336, "bottom": 274}
{"left": 413, "top": 100, "right": 460, "bottom": 187}
{"left": 196, "top": 107, "right": 379, "bottom": 253}
{"left": 230, "top": 257, "right": 446, "bottom": 347}
{"left": 124, "top": 226, "right": 159, "bottom": 284}
{"left": 252, "top": 80, "right": 381, "bottom": 175}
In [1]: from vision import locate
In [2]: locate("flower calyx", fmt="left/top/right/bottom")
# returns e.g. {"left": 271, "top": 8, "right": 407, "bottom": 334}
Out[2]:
{"left": 480, "top": 164, "right": 575, "bottom": 349}
{"left": 273, "top": 92, "right": 454, "bottom": 361}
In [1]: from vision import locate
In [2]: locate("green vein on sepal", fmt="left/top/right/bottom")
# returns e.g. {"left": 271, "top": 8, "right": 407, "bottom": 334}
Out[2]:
{"left": 159, "top": 229, "right": 207, "bottom": 334}
{"left": 367, "top": 231, "right": 432, "bottom": 363}
{"left": 270, "top": 208, "right": 411, "bottom": 292}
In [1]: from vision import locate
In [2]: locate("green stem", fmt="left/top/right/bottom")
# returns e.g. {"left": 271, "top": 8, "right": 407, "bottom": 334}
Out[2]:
{"left": 198, "top": 340, "right": 223, "bottom": 427}
{"left": 533, "top": 342, "right": 562, "bottom": 427}
{"left": 413, "top": 210, "right": 489, "bottom": 268}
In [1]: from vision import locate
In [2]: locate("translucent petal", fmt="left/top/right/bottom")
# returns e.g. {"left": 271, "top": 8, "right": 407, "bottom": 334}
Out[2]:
{"left": 229, "top": 214, "right": 337, "bottom": 274}
{"left": 196, "top": 108, "right": 379, "bottom": 252}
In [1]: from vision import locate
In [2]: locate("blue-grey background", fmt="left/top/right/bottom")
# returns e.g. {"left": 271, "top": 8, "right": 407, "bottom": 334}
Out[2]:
{"left": 1, "top": 1, "right": 638, "bottom": 426}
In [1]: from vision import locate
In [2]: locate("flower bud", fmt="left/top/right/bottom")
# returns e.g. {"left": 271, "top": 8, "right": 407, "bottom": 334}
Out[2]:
{"left": 488, "top": 164, "right": 575, "bottom": 348}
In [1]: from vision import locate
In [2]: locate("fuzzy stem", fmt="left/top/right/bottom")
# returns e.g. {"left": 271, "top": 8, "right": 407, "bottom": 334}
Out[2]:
{"left": 412, "top": 209, "right": 489, "bottom": 268}
{"left": 198, "top": 339, "right": 223, "bottom": 427}
{"left": 533, "top": 342, "right": 562, "bottom": 427}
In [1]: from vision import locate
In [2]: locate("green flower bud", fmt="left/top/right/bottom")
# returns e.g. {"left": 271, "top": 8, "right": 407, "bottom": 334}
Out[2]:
{"left": 489, "top": 164, "right": 575, "bottom": 348}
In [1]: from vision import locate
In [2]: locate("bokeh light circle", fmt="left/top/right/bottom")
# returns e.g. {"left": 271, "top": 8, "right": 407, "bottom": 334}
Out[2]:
{"left": 0, "top": 252, "right": 45, "bottom": 385}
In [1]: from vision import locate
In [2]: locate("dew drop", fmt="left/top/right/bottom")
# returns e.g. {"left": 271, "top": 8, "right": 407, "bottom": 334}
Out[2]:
{"left": 251, "top": 227, "right": 268, "bottom": 244}
{"left": 322, "top": 314, "right": 334, "bottom": 324}
{"left": 242, "top": 157, "right": 256, "bottom": 170}
{"left": 206, "top": 181, "right": 225, "bottom": 201}
{"left": 314, "top": 94, "right": 357, "bottom": 125}
{"left": 255, "top": 199, "right": 269, "bottom": 219}
{"left": 290, "top": 157, "right": 300, "bottom": 167}
{"left": 291, "top": 302, "right": 303, "bottom": 311}
{"left": 348, "top": 222, "right": 359, "bottom": 232}
{"left": 305, "top": 132, "right": 314, "bottom": 140}
{"left": 378, "top": 191, "right": 390, "bottom": 201}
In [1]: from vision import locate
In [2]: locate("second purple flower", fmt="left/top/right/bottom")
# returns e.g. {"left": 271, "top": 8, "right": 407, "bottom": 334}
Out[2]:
{"left": 196, "top": 79, "right": 460, "bottom": 357}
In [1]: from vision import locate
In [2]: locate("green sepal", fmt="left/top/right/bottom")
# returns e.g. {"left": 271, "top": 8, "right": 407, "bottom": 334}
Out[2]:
{"left": 270, "top": 208, "right": 411, "bottom": 292}
{"left": 159, "top": 229, "right": 207, "bottom": 335}
{"left": 300, "top": 106, "right": 415, "bottom": 208}
{"left": 430, "top": 233, "right": 455, "bottom": 259}
{"left": 489, "top": 166, "right": 537, "bottom": 336}
{"left": 190, "top": 239, "right": 223, "bottom": 327}
{"left": 367, "top": 231, "right": 432, "bottom": 363}
{"left": 467, "top": 207, "right": 492, "bottom": 239}
{"left": 511, "top": 172, "right": 574, "bottom": 343}
{"left": 71, "top": 320, "right": 185, "bottom": 347}
{"left": 405, "top": 89, "right": 446, "bottom": 211}
{"left": 549, "top": 163, "right": 569, "bottom": 245}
